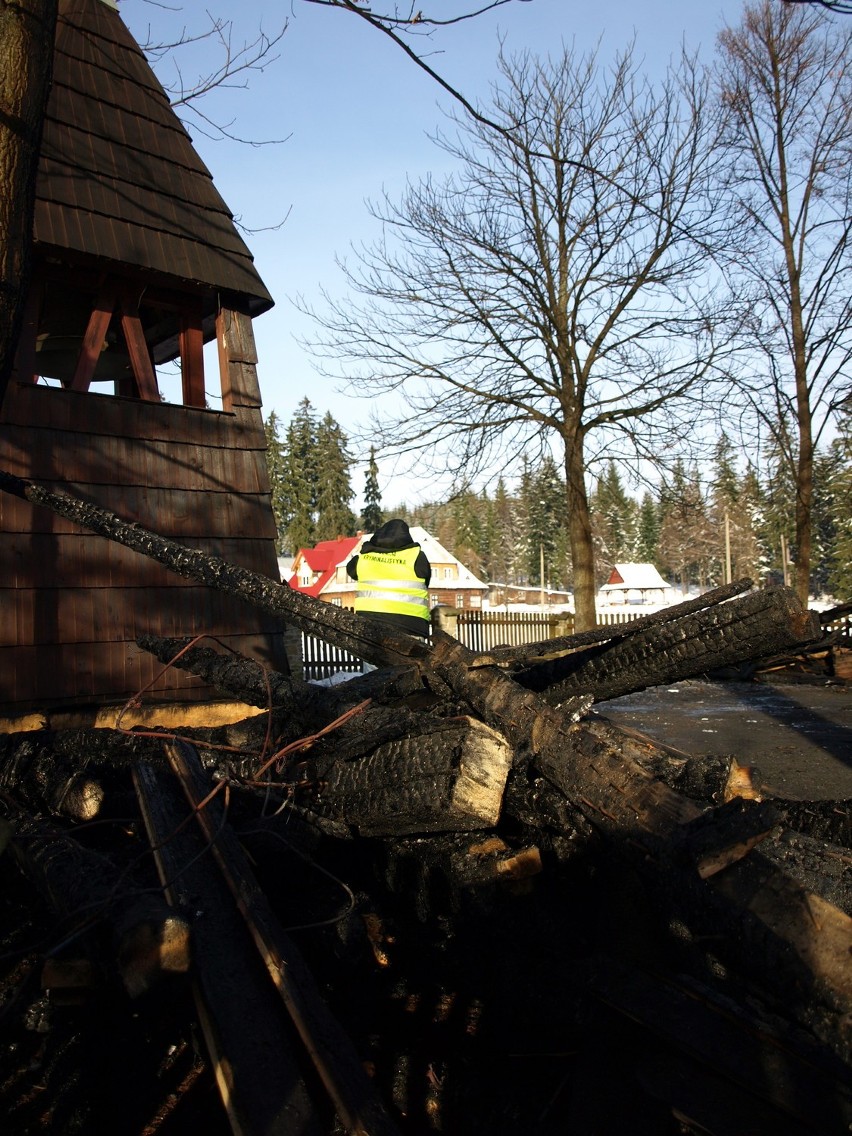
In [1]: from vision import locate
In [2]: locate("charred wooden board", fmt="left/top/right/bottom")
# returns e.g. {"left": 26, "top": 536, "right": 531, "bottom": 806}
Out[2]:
{"left": 155, "top": 739, "right": 402, "bottom": 1136}
{"left": 133, "top": 760, "right": 325, "bottom": 1136}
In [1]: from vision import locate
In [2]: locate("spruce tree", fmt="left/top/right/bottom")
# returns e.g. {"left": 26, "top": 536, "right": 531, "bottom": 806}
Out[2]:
{"left": 315, "top": 411, "right": 357, "bottom": 541}
{"left": 657, "top": 461, "right": 715, "bottom": 591}
{"left": 636, "top": 493, "right": 660, "bottom": 565}
{"left": 827, "top": 421, "right": 852, "bottom": 600}
{"left": 592, "top": 461, "right": 639, "bottom": 571}
{"left": 524, "top": 458, "right": 565, "bottom": 588}
{"left": 281, "top": 398, "right": 319, "bottom": 553}
{"left": 362, "top": 447, "right": 384, "bottom": 531}
{"left": 263, "top": 411, "right": 289, "bottom": 555}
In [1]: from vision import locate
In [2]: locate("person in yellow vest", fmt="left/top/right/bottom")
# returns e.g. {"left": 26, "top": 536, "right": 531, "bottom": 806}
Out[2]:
{"left": 347, "top": 518, "right": 432, "bottom": 638}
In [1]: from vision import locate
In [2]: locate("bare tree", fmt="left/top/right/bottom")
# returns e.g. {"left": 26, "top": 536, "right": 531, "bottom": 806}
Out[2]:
{"left": 717, "top": 0, "right": 852, "bottom": 604}
{"left": 304, "top": 43, "right": 733, "bottom": 630}
{"left": 0, "top": 0, "right": 58, "bottom": 407}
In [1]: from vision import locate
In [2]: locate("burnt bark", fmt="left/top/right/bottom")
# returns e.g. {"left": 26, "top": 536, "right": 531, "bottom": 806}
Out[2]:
{"left": 0, "top": 472, "right": 431, "bottom": 670}
{"left": 512, "top": 586, "right": 822, "bottom": 704}
{"left": 479, "top": 576, "right": 755, "bottom": 667}
{"left": 426, "top": 632, "right": 852, "bottom": 1062}
{"left": 3, "top": 803, "right": 191, "bottom": 998}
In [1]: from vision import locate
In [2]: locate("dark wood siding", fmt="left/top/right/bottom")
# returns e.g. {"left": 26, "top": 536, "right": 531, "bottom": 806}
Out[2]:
{"left": 0, "top": 382, "right": 287, "bottom": 712}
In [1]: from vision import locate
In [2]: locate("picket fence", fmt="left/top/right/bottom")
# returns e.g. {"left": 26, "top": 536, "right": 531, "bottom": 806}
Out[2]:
{"left": 300, "top": 607, "right": 635, "bottom": 682}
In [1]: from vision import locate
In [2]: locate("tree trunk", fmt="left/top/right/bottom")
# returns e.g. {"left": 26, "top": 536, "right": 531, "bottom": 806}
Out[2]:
{"left": 563, "top": 431, "right": 597, "bottom": 632}
{"left": 0, "top": 0, "right": 58, "bottom": 405}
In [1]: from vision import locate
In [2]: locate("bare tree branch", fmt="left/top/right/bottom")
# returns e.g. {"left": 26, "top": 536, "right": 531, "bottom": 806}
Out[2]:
{"left": 138, "top": 10, "right": 290, "bottom": 144}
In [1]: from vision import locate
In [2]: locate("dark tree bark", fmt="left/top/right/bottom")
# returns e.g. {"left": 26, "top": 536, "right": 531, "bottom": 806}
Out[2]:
{"left": 0, "top": 0, "right": 58, "bottom": 406}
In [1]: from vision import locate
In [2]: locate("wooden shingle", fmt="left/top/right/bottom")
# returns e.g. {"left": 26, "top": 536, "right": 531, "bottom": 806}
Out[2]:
{"left": 34, "top": 0, "right": 273, "bottom": 314}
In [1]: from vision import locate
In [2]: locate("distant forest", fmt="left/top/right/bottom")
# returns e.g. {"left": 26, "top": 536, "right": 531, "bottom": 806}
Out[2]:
{"left": 265, "top": 403, "right": 852, "bottom": 601}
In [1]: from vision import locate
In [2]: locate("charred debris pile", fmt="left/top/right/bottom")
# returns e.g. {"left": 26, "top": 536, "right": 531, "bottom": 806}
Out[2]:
{"left": 1, "top": 476, "right": 852, "bottom": 1136}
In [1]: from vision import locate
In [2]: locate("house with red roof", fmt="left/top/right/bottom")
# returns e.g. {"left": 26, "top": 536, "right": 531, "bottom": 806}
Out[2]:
{"left": 288, "top": 527, "right": 489, "bottom": 611}
{"left": 287, "top": 535, "right": 362, "bottom": 598}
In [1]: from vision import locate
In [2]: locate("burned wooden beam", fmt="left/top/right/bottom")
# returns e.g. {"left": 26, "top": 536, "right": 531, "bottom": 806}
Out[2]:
{"left": 159, "top": 739, "right": 402, "bottom": 1136}
{"left": 137, "top": 633, "right": 425, "bottom": 720}
{"left": 2, "top": 804, "right": 191, "bottom": 998}
{"left": 476, "top": 576, "right": 755, "bottom": 668}
{"left": 511, "top": 586, "right": 822, "bottom": 705}
{"left": 426, "top": 631, "right": 852, "bottom": 1062}
{"left": 0, "top": 471, "right": 431, "bottom": 671}
{"left": 133, "top": 759, "right": 326, "bottom": 1136}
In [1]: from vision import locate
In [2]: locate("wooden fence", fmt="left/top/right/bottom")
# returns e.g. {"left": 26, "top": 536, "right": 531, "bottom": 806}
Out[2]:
{"left": 300, "top": 607, "right": 638, "bottom": 682}
{"left": 821, "top": 604, "right": 852, "bottom": 646}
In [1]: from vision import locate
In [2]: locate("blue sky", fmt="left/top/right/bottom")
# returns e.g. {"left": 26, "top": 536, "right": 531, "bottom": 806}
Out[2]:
{"left": 123, "top": 0, "right": 737, "bottom": 507}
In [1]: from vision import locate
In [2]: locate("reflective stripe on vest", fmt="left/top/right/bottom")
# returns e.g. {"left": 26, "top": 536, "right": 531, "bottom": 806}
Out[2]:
{"left": 354, "top": 548, "right": 429, "bottom": 622}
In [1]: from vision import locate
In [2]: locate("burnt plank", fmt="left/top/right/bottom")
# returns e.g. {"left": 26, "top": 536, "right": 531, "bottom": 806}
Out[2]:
{"left": 133, "top": 761, "right": 326, "bottom": 1136}
{"left": 162, "top": 739, "right": 402, "bottom": 1136}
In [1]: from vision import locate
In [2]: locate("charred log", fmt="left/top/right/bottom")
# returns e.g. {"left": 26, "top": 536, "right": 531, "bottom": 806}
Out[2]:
{"left": 511, "top": 587, "right": 822, "bottom": 705}
{"left": 478, "top": 577, "right": 755, "bottom": 668}
{"left": 299, "top": 716, "right": 515, "bottom": 837}
{"left": 2, "top": 804, "right": 190, "bottom": 998}
{"left": 427, "top": 632, "right": 852, "bottom": 1062}
{"left": 137, "top": 633, "right": 426, "bottom": 722}
{"left": 0, "top": 471, "right": 431, "bottom": 671}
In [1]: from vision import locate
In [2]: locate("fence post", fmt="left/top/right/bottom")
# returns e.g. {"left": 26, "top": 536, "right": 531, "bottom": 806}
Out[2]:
{"left": 553, "top": 614, "right": 574, "bottom": 639}
{"left": 432, "top": 606, "right": 460, "bottom": 641}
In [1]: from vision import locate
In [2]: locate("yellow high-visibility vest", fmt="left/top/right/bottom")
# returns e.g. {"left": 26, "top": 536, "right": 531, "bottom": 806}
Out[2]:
{"left": 353, "top": 547, "right": 429, "bottom": 625}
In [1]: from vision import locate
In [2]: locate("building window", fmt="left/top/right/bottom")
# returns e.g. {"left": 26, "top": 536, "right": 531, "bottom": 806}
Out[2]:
{"left": 301, "top": 573, "right": 311, "bottom": 586}
{"left": 430, "top": 594, "right": 439, "bottom": 608}
{"left": 470, "top": 594, "right": 481, "bottom": 608}
{"left": 456, "top": 593, "right": 465, "bottom": 608}
{"left": 444, "top": 567, "right": 453, "bottom": 579}
{"left": 331, "top": 597, "right": 342, "bottom": 607}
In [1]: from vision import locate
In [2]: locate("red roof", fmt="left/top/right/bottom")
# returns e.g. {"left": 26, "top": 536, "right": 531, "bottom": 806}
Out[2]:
{"left": 287, "top": 535, "right": 361, "bottom": 597}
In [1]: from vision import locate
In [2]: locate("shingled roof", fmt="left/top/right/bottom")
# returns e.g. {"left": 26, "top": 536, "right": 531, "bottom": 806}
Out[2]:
{"left": 34, "top": 0, "right": 273, "bottom": 316}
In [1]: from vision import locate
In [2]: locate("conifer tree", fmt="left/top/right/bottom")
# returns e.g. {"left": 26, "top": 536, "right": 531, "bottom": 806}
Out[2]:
{"left": 827, "top": 421, "right": 852, "bottom": 600}
{"left": 315, "top": 411, "right": 357, "bottom": 541}
{"left": 657, "top": 461, "right": 715, "bottom": 590}
{"left": 761, "top": 436, "right": 798, "bottom": 584}
{"left": 362, "top": 447, "right": 384, "bottom": 531}
{"left": 524, "top": 458, "right": 565, "bottom": 588}
{"left": 281, "top": 398, "right": 319, "bottom": 554}
{"left": 263, "top": 410, "right": 288, "bottom": 555}
{"left": 592, "top": 461, "right": 638, "bottom": 573}
{"left": 709, "top": 432, "right": 763, "bottom": 583}
{"left": 451, "top": 488, "right": 484, "bottom": 575}
{"left": 811, "top": 449, "right": 837, "bottom": 597}
{"left": 636, "top": 493, "right": 660, "bottom": 565}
